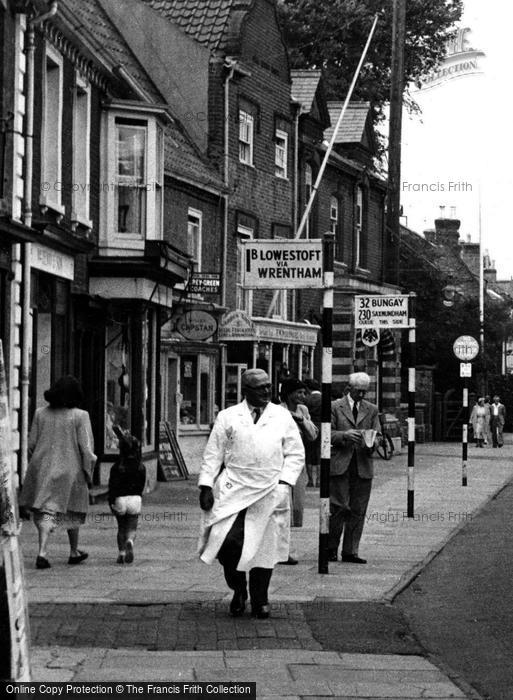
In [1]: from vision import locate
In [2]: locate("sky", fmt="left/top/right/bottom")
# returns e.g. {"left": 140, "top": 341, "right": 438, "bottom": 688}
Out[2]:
{"left": 400, "top": 0, "right": 513, "bottom": 279}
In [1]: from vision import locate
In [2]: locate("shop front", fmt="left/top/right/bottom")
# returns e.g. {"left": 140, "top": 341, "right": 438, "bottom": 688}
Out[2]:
{"left": 89, "top": 242, "right": 190, "bottom": 487}
{"left": 218, "top": 310, "right": 320, "bottom": 405}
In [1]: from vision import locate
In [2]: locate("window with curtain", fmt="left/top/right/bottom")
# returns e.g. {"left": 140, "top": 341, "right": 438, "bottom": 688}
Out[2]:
{"left": 115, "top": 122, "right": 146, "bottom": 235}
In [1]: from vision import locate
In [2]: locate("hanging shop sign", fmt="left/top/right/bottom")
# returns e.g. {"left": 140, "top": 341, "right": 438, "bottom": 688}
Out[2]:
{"left": 355, "top": 295, "right": 410, "bottom": 329}
{"left": 176, "top": 310, "right": 217, "bottom": 341}
{"left": 242, "top": 240, "right": 323, "bottom": 289}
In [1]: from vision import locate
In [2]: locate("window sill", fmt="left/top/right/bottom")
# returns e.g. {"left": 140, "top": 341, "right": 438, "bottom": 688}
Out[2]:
{"left": 71, "top": 214, "right": 93, "bottom": 233}
{"left": 238, "top": 161, "right": 255, "bottom": 169}
{"left": 275, "top": 174, "right": 288, "bottom": 181}
{"left": 39, "top": 195, "right": 65, "bottom": 218}
{"left": 355, "top": 266, "right": 371, "bottom": 277}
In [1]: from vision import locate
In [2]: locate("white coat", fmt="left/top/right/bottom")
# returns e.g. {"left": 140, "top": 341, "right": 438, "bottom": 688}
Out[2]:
{"left": 198, "top": 399, "right": 305, "bottom": 571}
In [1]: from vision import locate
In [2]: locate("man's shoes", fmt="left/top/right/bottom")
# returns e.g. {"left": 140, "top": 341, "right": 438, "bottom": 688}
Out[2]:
{"left": 117, "top": 554, "right": 125, "bottom": 564}
{"left": 229, "top": 589, "right": 248, "bottom": 617}
{"left": 278, "top": 556, "right": 298, "bottom": 565}
{"left": 36, "top": 556, "right": 51, "bottom": 569}
{"left": 251, "top": 604, "right": 270, "bottom": 619}
{"left": 125, "top": 540, "right": 134, "bottom": 564}
{"left": 68, "top": 550, "right": 88, "bottom": 565}
{"left": 341, "top": 553, "right": 367, "bottom": 564}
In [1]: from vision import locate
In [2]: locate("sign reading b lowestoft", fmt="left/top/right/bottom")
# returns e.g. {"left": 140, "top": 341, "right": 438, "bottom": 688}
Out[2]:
{"left": 242, "top": 240, "right": 323, "bottom": 289}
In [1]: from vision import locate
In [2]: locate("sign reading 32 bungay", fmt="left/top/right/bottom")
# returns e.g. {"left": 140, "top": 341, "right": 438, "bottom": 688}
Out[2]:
{"left": 355, "top": 295, "right": 410, "bottom": 328}
{"left": 242, "top": 240, "right": 323, "bottom": 289}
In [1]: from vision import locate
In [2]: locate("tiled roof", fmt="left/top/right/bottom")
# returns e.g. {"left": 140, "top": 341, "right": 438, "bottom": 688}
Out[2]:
{"left": 325, "top": 102, "right": 370, "bottom": 144}
{"left": 290, "top": 69, "right": 322, "bottom": 115}
{"left": 164, "top": 122, "right": 224, "bottom": 191}
{"left": 141, "top": 0, "right": 254, "bottom": 51}
{"left": 61, "top": 0, "right": 163, "bottom": 102}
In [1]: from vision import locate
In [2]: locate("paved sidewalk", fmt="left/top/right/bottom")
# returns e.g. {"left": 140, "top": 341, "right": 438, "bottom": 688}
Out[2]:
{"left": 22, "top": 440, "right": 512, "bottom": 697}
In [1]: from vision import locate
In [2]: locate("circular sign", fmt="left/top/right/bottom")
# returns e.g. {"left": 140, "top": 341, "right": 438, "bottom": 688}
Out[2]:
{"left": 361, "top": 328, "right": 380, "bottom": 347}
{"left": 176, "top": 310, "right": 217, "bottom": 341}
{"left": 453, "top": 335, "right": 479, "bottom": 361}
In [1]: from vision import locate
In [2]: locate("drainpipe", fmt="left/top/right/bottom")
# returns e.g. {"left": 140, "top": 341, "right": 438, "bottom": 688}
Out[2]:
{"left": 292, "top": 100, "right": 300, "bottom": 321}
{"left": 20, "top": 1, "right": 58, "bottom": 480}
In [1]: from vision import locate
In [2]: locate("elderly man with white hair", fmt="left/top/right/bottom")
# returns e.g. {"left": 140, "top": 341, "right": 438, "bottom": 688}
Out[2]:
{"left": 198, "top": 369, "right": 304, "bottom": 619}
{"left": 328, "top": 372, "right": 380, "bottom": 564}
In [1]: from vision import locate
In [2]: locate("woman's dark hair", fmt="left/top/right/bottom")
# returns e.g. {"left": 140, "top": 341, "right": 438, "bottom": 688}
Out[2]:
{"left": 44, "top": 375, "right": 84, "bottom": 409}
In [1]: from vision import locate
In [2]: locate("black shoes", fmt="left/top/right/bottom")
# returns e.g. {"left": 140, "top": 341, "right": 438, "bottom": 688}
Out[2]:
{"left": 278, "top": 556, "right": 298, "bottom": 565}
{"left": 251, "top": 604, "right": 270, "bottom": 619}
{"left": 36, "top": 556, "right": 51, "bottom": 569}
{"left": 68, "top": 550, "right": 88, "bottom": 565}
{"left": 229, "top": 589, "right": 248, "bottom": 617}
{"left": 341, "top": 553, "right": 367, "bottom": 564}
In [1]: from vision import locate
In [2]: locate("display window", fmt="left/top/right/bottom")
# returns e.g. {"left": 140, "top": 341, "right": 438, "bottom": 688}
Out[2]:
{"left": 105, "top": 319, "right": 131, "bottom": 451}
{"left": 179, "top": 353, "right": 215, "bottom": 429}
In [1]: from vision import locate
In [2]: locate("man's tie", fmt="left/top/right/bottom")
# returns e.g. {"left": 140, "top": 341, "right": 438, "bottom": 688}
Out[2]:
{"left": 352, "top": 402, "right": 359, "bottom": 423}
{"left": 253, "top": 408, "right": 261, "bottom": 424}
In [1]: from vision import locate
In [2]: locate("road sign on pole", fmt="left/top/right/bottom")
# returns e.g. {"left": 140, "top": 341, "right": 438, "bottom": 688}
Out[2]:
{"left": 355, "top": 295, "right": 410, "bottom": 328}
{"left": 453, "top": 335, "right": 479, "bottom": 361}
{"left": 242, "top": 240, "right": 323, "bottom": 289}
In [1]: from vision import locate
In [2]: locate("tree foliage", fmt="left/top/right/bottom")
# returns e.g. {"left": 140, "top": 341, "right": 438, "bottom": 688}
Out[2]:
{"left": 278, "top": 0, "right": 463, "bottom": 108}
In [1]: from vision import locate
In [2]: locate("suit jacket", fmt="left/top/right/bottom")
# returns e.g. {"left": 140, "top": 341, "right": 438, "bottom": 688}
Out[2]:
{"left": 330, "top": 396, "right": 380, "bottom": 479}
{"left": 490, "top": 403, "right": 506, "bottom": 426}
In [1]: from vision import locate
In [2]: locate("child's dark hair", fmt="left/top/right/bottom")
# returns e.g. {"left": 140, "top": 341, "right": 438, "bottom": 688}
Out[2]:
{"left": 113, "top": 426, "right": 142, "bottom": 469}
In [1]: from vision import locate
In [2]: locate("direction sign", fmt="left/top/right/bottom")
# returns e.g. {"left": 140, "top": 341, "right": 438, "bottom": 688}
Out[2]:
{"left": 453, "top": 335, "right": 479, "bottom": 361}
{"left": 188, "top": 273, "right": 220, "bottom": 295}
{"left": 355, "top": 295, "right": 410, "bottom": 329}
{"left": 242, "top": 240, "right": 323, "bottom": 289}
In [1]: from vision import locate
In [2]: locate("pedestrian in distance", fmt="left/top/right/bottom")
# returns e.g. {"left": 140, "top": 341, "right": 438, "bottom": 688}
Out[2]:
{"left": 19, "top": 376, "right": 96, "bottom": 569}
{"left": 489, "top": 395, "right": 506, "bottom": 448}
{"left": 108, "top": 427, "right": 146, "bottom": 564}
{"left": 279, "top": 377, "right": 318, "bottom": 528}
{"left": 303, "top": 378, "right": 322, "bottom": 488}
{"left": 198, "top": 368, "right": 304, "bottom": 619}
{"left": 328, "top": 372, "right": 380, "bottom": 564}
{"left": 470, "top": 397, "right": 489, "bottom": 448}
{"left": 483, "top": 395, "right": 492, "bottom": 445}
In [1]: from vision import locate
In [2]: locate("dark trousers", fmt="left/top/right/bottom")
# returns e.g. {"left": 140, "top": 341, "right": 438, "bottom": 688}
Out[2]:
{"left": 217, "top": 509, "right": 272, "bottom": 608}
{"left": 328, "top": 456, "right": 373, "bottom": 556}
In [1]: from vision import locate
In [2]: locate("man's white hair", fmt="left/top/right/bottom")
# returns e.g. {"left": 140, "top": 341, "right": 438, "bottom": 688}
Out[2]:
{"left": 348, "top": 372, "right": 371, "bottom": 388}
{"left": 241, "top": 368, "right": 269, "bottom": 388}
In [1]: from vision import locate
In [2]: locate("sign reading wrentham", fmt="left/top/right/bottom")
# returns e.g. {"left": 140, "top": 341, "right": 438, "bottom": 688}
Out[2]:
{"left": 242, "top": 240, "right": 323, "bottom": 289}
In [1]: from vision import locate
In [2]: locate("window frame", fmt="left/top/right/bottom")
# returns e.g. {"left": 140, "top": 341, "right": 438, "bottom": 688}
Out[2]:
{"left": 187, "top": 207, "right": 203, "bottom": 272}
{"left": 178, "top": 352, "right": 216, "bottom": 431}
{"left": 100, "top": 106, "right": 165, "bottom": 251}
{"left": 40, "top": 44, "right": 64, "bottom": 215}
{"left": 236, "top": 223, "right": 254, "bottom": 315}
{"left": 71, "top": 73, "right": 92, "bottom": 229}
{"left": 355, "top": 185, "right": 363, "bottom": 269}
{"left": 239, "top": 110, "right": 254, "bottom": 165}
{"left": 275, "top": 128, "right": 288, "bottom": 179}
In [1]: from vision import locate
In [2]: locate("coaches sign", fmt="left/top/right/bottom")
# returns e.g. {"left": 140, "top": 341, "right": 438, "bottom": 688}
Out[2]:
{"left": 242, "top": 240, "right": 323, "bottom": 289}
{"left": 355, "top": 295, "right": 410, "bottom": 329}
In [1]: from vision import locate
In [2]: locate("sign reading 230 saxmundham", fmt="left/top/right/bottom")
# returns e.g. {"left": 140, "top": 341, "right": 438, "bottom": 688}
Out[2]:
{"left": 242, "top": 240, "right": 323, "bottom": 289}
{"left": 355, "top": 295, "right": 410, "bottom": 328}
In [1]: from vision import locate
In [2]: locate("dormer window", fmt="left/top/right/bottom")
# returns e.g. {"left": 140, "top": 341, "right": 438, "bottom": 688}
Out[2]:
{"left": 100, "top": 104, "right": 165, "bottom": 252}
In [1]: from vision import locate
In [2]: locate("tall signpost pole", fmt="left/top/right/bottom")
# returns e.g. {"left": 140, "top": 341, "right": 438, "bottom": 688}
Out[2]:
{"left": 453, "top": 336, "right": 480, "bottom": 486}
{"left": 318, "top": 232, "right": 334, "bottom": 574}
{"left": 407, "top": 293, "right": 416, "bottom": 518}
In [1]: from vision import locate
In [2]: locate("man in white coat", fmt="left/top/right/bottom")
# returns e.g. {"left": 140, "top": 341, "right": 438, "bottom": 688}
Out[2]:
{"left": 198, "top": 369, "right": 304, "bottom": 619}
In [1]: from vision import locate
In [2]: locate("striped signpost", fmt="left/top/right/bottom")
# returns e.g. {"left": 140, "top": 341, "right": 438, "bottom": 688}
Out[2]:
{"left": 453, "top": 336, "right": 479, "bottom": 487}
{"left": 318, "top": 233, "right": 335, "bottom": 574}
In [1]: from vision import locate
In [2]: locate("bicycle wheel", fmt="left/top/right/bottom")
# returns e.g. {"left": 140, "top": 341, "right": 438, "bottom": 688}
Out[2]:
{"left": 376, "top": 433, "right": 394, "bottom": 460}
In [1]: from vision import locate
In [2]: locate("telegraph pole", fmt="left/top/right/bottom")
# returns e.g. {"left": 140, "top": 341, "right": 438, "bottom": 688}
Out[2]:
{"left": 386, "top": 0, "right": 406, "bottom": 284}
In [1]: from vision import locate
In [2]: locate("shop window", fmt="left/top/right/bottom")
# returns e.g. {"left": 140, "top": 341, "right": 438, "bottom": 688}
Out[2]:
{"left": 40, "top": 47, "right": 63, "bottom": 214}
{"left": 71, "top": 75, "right": 91, "bottom": 227}
{"left": 179, "top": 353, "right": 214, "bottom": 429}
{"left": 116, "top": 122, "right": 146, "bottom": 235}
{"left": 105, "top": 322, "right": 131, "bottom": 452}
{"left": 275, "top": 129, "right": 288, "bottom": 178}
{"left": 239, "top": 110, "right": 254, "bottom": 165}
{"left": 143, "top": 310, "right": 156, "bottom": 448}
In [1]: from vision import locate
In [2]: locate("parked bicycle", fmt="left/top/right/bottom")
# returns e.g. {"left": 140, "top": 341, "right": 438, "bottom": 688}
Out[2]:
{"left": 376, "top": 413, "right": 395, "bottom": 460}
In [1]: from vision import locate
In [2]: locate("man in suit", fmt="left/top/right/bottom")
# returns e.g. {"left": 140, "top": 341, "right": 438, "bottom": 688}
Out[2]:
{"left": 328, "top": 372, "right": 380, "bottom": 564}
{"left": 489, "top": 395, "right": 506, "bottom": 448}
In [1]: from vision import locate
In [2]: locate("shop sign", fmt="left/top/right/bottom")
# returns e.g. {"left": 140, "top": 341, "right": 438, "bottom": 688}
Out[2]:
{"left": 30, "top": 243, "right": 74, "bottom": 280}
{"left": 189, "top": 273, "right": 221, "bottom": 295}
{"left": 176, "top": 310, "right": 217, "bottom": 341}
{"left": 242, "top": 240, "right": 323, "bottom": 289}
{"left": 218, "top": 310, "right": 255, "bottom": 339}
{"left": 255, "top": 322, "right": 319, "bottom": 346}
{"left": 355, "top": 295, "right": 410, "bottom": 329}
